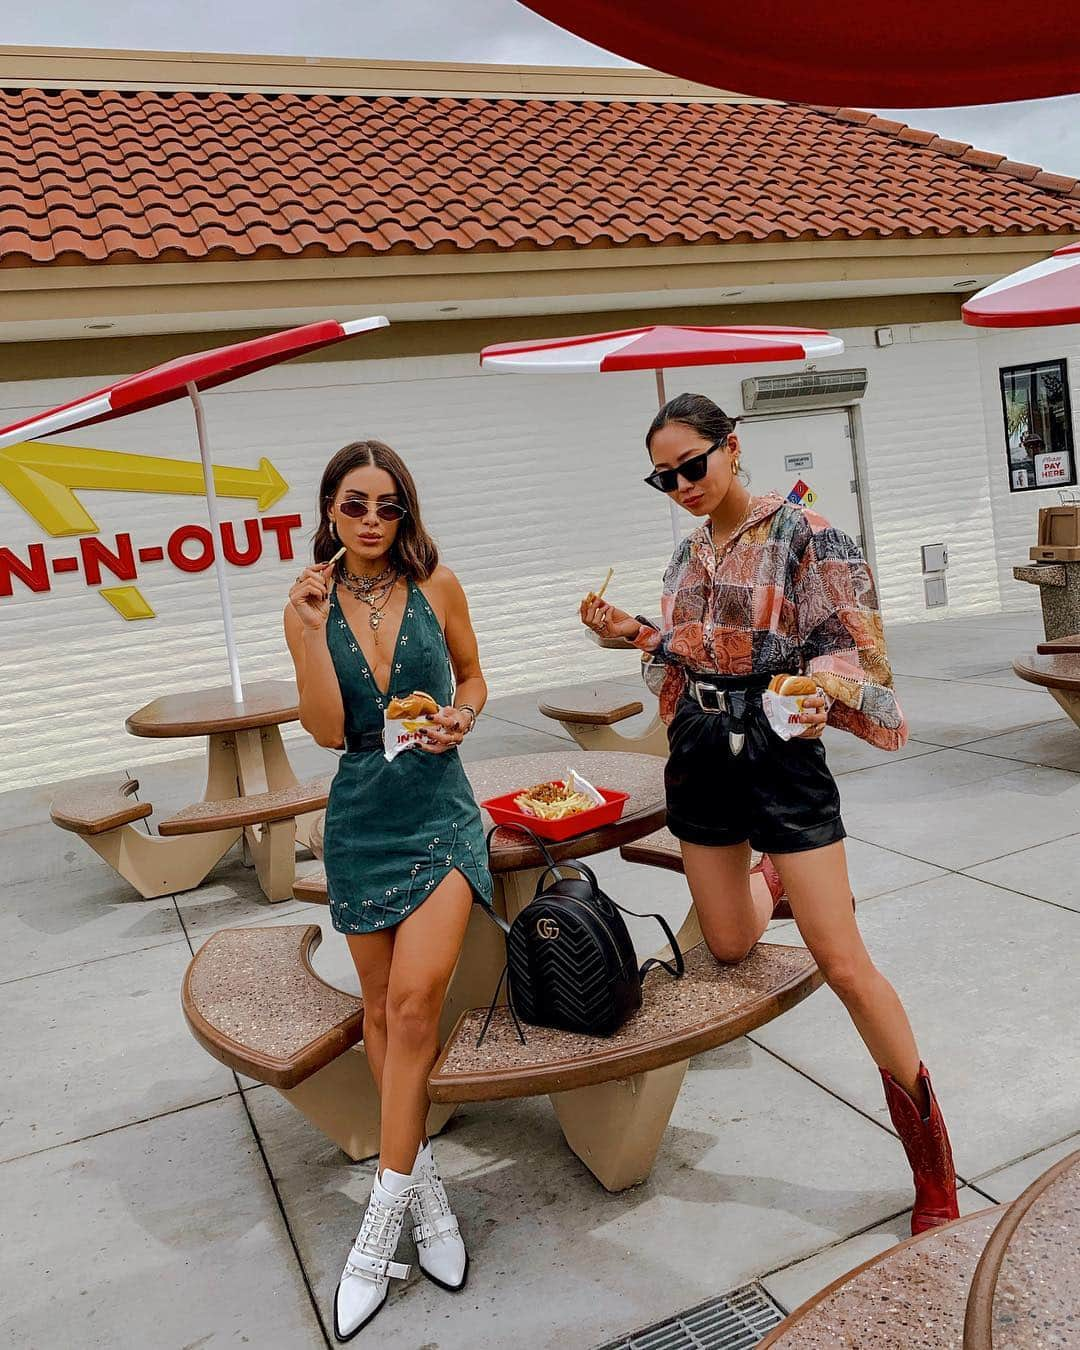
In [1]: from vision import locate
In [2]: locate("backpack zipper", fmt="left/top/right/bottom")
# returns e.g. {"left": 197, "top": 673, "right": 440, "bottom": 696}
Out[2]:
{"left": 557, "top": 895, "right": 638, "bottom": 979}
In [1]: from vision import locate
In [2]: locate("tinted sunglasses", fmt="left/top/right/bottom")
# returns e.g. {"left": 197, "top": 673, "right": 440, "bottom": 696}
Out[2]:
{"left": 337, "top": 497, "right": 408, "bottom": 522}
{"left": 644, "top": 438, "right": 728, "bottom": 494}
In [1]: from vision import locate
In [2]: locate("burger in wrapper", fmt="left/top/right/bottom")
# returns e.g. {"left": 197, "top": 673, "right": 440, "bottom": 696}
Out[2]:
{"left": 762, "top": 674, "right": 825, "bottom": 740}
{"left": 384, "top": 690, "right": 439, "bottom": 761}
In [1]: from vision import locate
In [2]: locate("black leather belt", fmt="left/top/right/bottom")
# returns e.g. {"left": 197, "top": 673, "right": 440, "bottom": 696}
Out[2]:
{"left": 686, "top": 674, "right": 767, "bottom": 716}
{"left": 346, "top": 729, "right": 385, "bottom": 754}
{"left": 684, "top": 674, "right": 769, "bottom": 756}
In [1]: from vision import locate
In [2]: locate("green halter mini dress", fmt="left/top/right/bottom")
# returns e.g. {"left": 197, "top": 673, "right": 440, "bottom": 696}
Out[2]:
{"left": 321, "top": 580, "right": 493, "bottom": 934}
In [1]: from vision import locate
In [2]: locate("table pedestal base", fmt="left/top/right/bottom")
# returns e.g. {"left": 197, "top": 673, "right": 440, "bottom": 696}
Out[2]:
{"left": 308, "top": 900, "right": 508, "bottom": 1158}
{"left": 279, "top": 1046, "right": 454, "bottom": 1162}
{"left": 560, "top": 715, "right": 669, "bottom": 759}
{"left": 246, "top": 819, "right": 304, "bottom": 903}
{"left": 206, "top": 727, "right": 322, "bottom": 897}
{"left": 1050, "top": 686, "right": 1080, "bottom": 731}
{"left": 552, "top": 1058, "right": 690, "bottom": 1192}
{"left": 83, "top": 824, "right": 241, "bottom": 899}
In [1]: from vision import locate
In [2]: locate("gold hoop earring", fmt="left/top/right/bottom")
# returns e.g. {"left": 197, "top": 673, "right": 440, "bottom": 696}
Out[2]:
{"left": 329, "top": 518, "right": 337, "bottom": 538}
{"left": 732, "top": 457, "right": 741, "bottom": 476}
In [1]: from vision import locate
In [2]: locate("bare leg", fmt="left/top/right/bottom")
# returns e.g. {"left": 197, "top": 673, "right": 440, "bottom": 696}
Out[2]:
{"left": 680, "top": 839, "right": 775, "bottom": 962}
{"left": 770, "top": 840, "right": 921, "bottom": 1097}
{"left": 379, "top": 871, "right": 473, "bottom": 1175}
{"left": 345, "top": 930, "right": 395, "bottom": 1092}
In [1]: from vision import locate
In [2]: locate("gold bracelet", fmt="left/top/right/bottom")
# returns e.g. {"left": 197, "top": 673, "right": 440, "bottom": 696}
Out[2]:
{"left": 456, "top": 704, "right": 478, "bottom": 732}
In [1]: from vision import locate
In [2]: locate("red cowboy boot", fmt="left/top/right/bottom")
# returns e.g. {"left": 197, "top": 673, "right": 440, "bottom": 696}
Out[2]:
{"left": 881, "top": 1062, "right": 960, "bottom": 1234}
{"left": 751, "top": 855, "right": 856, "bottom": 920}
{"left": 750, "top": 854, "right": 794, "bottom": 919}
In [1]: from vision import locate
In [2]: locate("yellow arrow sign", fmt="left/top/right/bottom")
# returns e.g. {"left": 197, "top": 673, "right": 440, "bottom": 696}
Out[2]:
{"left": 0, "top": 442, "right": 289, "bottom": 536}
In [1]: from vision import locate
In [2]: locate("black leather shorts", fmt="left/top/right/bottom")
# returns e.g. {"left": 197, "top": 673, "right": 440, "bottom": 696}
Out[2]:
{"left": 664, "top": 682, "right": 845, "bottom": 855}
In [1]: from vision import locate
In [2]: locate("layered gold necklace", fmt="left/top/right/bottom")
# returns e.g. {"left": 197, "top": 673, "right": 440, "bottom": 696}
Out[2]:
{"left": 338, "top": 564, "right": 399, "bottom": 635}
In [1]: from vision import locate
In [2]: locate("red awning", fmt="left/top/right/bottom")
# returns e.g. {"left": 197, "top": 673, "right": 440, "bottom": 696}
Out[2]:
{"left": 519, "top": 0, "right": 1079, "bottom": 106}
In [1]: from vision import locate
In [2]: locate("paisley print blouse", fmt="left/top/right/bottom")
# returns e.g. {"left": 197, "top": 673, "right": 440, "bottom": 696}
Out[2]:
{"left": 634, "top": 493, "right": 908, "bottom": 750}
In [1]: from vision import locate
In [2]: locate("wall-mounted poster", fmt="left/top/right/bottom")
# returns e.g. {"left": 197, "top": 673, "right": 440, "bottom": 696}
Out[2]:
{"left": 1000, "top": 359, "right": 1076, "bottom": 494}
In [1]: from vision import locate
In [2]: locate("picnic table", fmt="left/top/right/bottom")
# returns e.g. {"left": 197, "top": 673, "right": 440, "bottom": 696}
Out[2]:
{"left": 964, "top": 1149, "right": 1079, "bottom": 1348}
{"left": 185, "top": 746, "right": 821, "bottom": 1187}
{"left": 51, "top": 680, "right": 326, "bottom": 901}
{"left": 1013, "top": 651, "right": 1080, "bottom": 733}
{"left": 125, "top": 679, "right": 314, "bottom": 816}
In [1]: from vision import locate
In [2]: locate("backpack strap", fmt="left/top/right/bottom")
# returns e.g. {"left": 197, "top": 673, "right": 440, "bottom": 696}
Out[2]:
{"left": 609, "top": 899, "right": 686, "bottom": 980}
{"left": 482, "top": 821, "right": 599, "bottom": 907}
{"left": 475, "top": 961, "right": 527, "bottom": 1048}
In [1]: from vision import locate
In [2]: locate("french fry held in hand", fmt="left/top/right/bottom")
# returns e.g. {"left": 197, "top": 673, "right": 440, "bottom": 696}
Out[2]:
{"left": 584, "top": 566, "right": 614, "bottom": 604}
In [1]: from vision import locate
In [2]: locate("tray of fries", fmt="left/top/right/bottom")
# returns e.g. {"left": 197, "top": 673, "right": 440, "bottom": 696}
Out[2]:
{"left": 481, "top": 773, "right": 629, "bottom": 841}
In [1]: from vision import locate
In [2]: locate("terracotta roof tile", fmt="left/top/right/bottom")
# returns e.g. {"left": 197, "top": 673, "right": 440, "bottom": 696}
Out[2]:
{"left": 1, "top": 88, "right": 1079, "bottom": 268}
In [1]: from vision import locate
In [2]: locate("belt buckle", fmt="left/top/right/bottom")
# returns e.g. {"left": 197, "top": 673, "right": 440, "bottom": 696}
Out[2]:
{"left": 693, "top": 682, "right": 728, "bottom": 714}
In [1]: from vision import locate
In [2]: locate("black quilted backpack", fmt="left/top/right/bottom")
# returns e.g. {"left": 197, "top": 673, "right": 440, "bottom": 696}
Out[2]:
{"left": 477, "top": 824, "right": 684, "bottom": 1043}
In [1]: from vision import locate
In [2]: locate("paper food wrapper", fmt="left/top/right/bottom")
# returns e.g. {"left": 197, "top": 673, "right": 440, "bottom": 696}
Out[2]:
{"left": 762, "top": 689, "right": 827, "bottom": 741}
{"left": 566, "top": 768, "right": 604, "bottom": 805}
{"left": 383, "top": 710, "right": 434, "bottom": 761}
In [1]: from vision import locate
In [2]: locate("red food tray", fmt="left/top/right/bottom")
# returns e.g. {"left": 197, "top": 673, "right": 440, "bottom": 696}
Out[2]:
{"left": 481, "top": 786, "right": 629, "bottom": 841}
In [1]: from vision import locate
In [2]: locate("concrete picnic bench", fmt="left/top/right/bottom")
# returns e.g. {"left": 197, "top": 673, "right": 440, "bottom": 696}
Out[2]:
{"left": 537, "top": 621, "right": 669, "bottom": 761}
{"left": 536, "top": 628, "right": 669, "bottom": 757}
{"left": 537, "top": 681, "right": 669, "bottom": 757}
{"left": 182, "top": 751, "right": 821, "bottom": 1190}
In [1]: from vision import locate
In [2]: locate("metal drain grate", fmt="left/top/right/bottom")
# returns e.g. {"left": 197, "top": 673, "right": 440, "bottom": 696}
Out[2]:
{"left": 594, "top": 1283, "right": 786, "bottom": 1350}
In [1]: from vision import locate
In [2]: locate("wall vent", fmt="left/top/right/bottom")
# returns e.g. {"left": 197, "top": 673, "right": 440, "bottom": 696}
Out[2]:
{"left": 742, "top": 369, "right": 869, "bottom": 413}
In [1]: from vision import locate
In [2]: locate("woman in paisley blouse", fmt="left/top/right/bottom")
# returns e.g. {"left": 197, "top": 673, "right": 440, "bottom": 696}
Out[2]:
{"left": 581, "top": 393, "right": 958, "bottom": 1235}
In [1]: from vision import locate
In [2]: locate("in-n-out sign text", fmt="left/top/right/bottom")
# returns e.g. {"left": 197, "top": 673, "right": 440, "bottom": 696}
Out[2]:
{"left": 1, "top": 513, "right": 304, "bottom": 598}
{"left": 0, "top": 441, "right": 297, "bottom": 618}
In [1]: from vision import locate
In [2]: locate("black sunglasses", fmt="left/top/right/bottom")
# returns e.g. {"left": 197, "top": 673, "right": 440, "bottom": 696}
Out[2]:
{"left": 644, "top": 437, "right": 728, "bottom": 494}
{"left": 337, "top": 497, "right": 408, "bottom": 522}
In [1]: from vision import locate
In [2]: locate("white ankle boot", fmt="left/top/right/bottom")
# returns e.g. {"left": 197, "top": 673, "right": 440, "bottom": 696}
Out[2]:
{"left": 334, "top": 1169, "right": 413, "bottom": 1342}
{"left": 409, "top": 1141, "right": 468, "bottom": 1290}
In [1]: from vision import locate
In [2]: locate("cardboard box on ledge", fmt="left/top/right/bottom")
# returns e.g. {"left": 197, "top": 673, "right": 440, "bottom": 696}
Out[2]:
{"left": 1031, "top": 506, "right": 1080, "bottom": 561}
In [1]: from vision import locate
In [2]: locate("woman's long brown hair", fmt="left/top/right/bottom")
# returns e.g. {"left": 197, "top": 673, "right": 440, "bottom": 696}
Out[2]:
{"left": 312, "top": 440, "right": 439, "bottom": 581}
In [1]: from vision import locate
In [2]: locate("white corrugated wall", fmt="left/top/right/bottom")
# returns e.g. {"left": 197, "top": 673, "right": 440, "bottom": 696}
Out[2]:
{"left": 1, "top": 319, "right": 1070, "bottom": 790}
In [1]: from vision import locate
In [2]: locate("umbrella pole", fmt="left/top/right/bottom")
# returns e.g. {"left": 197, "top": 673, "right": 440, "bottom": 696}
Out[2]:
{"left": 654, "top": 369, "right": 681, "bottom": 546}
{"left": 187, "top": 383, "right": 244, "bottom": 704}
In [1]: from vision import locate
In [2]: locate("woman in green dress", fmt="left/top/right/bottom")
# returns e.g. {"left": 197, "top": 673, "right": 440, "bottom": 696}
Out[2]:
{"left": 285, "top": 439, "right": 492, "bottom": 1342}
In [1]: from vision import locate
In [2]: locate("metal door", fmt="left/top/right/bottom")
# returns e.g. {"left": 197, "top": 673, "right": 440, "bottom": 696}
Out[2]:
{"left": 739, "top": 409, "right": 865, "bottom": 547}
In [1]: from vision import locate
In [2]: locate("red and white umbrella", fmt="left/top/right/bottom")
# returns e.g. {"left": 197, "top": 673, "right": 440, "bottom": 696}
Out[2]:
{"left": 962, "top": 243, "right": 1080, "bottom": 329}
{"left": 518, "top": 0, "right": 1079, "bottom": 107}
{"left": 0, "top": 316, "right": 389, "bottom": 701}
{"left": 481, "top": 323, "right": 844, "bottom": 540}
{"left": 480, "top": 324, "right": 843, "bottom": 375}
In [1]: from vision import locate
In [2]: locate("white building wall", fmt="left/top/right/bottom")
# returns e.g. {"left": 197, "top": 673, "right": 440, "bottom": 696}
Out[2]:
{"left": 0, "top": 318, "right": 1066, "bottom": 790}
{"left": 974, "top": 323, "right": 1080, "bottom": 609}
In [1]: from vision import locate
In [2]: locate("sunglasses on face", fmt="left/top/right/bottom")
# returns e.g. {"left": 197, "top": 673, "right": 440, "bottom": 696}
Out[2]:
{"left": 337, "top": 497, "right": 408, "bottom": 522}
{"left": 644, "top": 437, "right": 728, "bottom": 494}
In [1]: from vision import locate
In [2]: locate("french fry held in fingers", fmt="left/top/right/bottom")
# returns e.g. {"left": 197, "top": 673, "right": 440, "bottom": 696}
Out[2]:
{"left": 328, "top": 545, "right": 346, "bottom": 567}
{"left": 584, "top": 566, "right": 614, "bottom": 604}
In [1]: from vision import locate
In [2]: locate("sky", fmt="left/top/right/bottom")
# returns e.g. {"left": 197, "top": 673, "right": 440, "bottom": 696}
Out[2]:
{"left": 7, "top": 0, "right": 1080, "bottom": 177}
